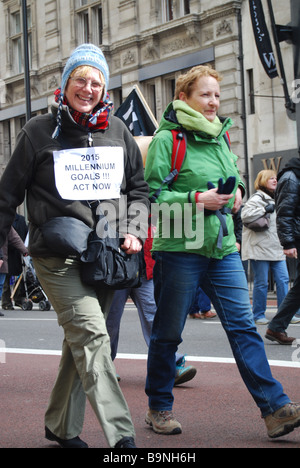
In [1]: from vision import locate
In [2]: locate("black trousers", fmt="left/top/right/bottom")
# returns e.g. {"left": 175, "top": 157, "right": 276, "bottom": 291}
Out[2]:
{"left": 2, "top": 275, "right": 25, "bottom": 307}
{"left": 269, "top": 244, "right": 300, "bottom": 333}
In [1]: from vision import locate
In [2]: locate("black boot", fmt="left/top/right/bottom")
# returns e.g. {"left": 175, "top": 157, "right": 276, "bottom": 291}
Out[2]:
{"left": 114, "top": 436, "right": 137, "bottom": 448}
{"left": 45, "top": 426, "right": 88, "bottom": 448}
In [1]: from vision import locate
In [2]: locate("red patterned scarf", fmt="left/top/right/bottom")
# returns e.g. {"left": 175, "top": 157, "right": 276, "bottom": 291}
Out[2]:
{"left": 54, "top": 88, "right": 113, "bottom": 131}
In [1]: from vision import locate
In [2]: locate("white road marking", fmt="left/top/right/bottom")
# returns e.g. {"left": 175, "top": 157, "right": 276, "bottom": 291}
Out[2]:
{"left": 1, "top": 348, "right": 300, "bottom": 369}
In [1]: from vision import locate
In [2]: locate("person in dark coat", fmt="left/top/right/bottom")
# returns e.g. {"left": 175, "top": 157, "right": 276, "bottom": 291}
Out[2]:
{"left": 2, "top": 213, "right": 28, "bottom": 309}
{"left": 266, "top": 158, "right": 300, "bottom": 344}
{"left": 0, "top": 226, "right": 28, "bottom": 316}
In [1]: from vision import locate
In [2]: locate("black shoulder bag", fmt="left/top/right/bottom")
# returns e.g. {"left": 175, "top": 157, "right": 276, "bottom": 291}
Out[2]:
{"left": 80, "top": 204, "right": 142, "bottom": 290}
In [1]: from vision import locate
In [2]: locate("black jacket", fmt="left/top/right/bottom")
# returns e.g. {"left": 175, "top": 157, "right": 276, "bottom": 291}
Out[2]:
{"left": 0, "top": 105, "right": 149, "bottom": 257}
{"left": 275, "top": 157, "right": 300, "bottom": 249}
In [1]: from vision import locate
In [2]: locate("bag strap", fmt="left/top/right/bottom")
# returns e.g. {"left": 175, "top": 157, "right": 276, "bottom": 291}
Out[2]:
{"left": 215, "top": 207, "right": 232, "bottom": 249}
{"left": 248, "top": 191, "right": 269, "bottom": 205}
{"left": 149, "top": 130, "right": 187, "bottom": 202}
{"left": 170, "top": 130, "right": 187, "bottom": 182}
{"left": 224, "top": 131, "right": 231, "bottom": 151}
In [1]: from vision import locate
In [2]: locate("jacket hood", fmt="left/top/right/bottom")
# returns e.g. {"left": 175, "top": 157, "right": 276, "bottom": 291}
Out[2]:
{"left": 278, "top": 157, "right": 300, "bottom": 180}
{"left": 157, "top": 102, "right": 232, "bottom": 139}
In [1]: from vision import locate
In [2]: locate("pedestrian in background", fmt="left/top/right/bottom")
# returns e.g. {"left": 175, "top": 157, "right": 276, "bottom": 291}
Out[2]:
{"left": 144, "top": 65, "right": 300, "bottom": 440}
{"left": 2, "top": 213, "right": 28, "bottom": 310}
{"left": 0, "top": 227, "right": 28, "bottom": 317}
{"left": 233, "top": 206, "right": 249, "bottom": 279}
{"left": 266, "top": 158, "right": 300, "bottom": 344}
{"left": 241, "top": 170, "right": 292, "bottom": 325}
{"left": 188, "top": 286, "right": 216, "bottom": 319}
{"left": 106, "top": 224, "right": 197, "bottom": 385}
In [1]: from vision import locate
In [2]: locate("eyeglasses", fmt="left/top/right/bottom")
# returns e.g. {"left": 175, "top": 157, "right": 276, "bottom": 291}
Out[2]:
{"left": 69, "top": 76, "right": 105, "bottom": 91}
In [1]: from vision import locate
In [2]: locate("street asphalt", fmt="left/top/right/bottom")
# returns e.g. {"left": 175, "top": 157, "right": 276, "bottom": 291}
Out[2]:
{"left": 1, "top": 302, "right": 300, "bottom": 450}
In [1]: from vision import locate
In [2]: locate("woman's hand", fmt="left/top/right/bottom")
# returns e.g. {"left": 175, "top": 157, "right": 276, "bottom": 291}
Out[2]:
{"left": 196, "top": 188, "right": 233, "bottom": 211}
{"left": 121, "top": 234, "right": 142, "bottom": 254}
{"left": 232, "top": 187, "right": 243, "bottom": 214}
{"left": 284, "top": 248, "right": 298, "bottom": 259}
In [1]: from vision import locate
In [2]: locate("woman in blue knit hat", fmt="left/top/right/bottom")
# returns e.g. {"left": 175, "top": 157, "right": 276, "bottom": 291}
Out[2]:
{"left": 0, "top": 44, "right": 149, "bottom": 448}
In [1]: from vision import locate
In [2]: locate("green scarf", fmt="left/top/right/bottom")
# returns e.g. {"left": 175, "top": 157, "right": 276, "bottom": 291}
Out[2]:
{"left": 173, "top": 100, "right": 223, "bottom": 137}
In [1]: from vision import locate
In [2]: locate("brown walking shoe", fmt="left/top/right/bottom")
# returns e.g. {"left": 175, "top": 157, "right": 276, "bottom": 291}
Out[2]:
{"left": 145, "top": 409, "right": 182, "bottom": 435}
{"left": 265, "top": 329, "right": 295, "bottom": 345}
{"left": 264, "top": 403, "right": 300, "bottom": 438}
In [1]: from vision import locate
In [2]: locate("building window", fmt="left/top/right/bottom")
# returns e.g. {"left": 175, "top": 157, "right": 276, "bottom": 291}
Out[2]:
{"left": 76, "top": 1, "right": 103, "bottom": 45}
{"left": 165, "top": 77, "right": 176, "bottom": 105}
{"left": 183, "top": 0, "right": 190, "bottom": 15}
{"left": 162, "top": 0, "right": 174, "bottom": 22}
{"left": 143, "top": 83, "right": 157, "bottom": 119}
{"left": 3, "top": 121, "right": 11, "bottom": 164}
{"left": 95, "top": 5, "right": 103, "bottom": 44}
{"left": 10, "top": 8, "right": 32, "bottom": 74}
{"left": 163, "top": 0, "right": 189, "bottom": 22}
{"left": 112, "top": 88, "right": 123, "bottom": 112}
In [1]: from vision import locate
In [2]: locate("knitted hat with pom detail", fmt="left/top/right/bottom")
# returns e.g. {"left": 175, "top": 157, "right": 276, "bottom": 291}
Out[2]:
{"left": 52, "top": 43, "right": 110, "bottom": 139}
{"left": 60, "top": 43, "right": 109, "bottom": 94}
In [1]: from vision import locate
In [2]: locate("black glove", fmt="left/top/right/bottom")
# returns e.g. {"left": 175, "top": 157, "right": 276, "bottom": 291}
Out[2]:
{"left": 205, "top": 177, "right": 236, "bottom": 216}
{"left": 207, "top": 176, "right": 236, "bottom": 195}
{"left": 265, "top": 203, "right": 275, "bottom": 214}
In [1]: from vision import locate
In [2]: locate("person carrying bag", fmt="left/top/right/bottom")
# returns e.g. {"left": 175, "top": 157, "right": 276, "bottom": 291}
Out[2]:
{"left": 0, "top": 44, "right": 149, "bottom": 449}
{"left": 241, "top": 170, "right": 289, "bottom": 325}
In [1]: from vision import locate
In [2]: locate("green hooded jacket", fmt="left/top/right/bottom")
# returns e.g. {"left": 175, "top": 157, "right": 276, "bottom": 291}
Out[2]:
{"left": 144, "top": 102, "right": 244, "bottom": 259}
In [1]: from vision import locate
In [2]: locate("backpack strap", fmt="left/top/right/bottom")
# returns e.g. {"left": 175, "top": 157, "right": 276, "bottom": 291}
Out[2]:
{"left": 170, "top": 130, "right": 187, "bottom": 182}
{"left": 224, "top": 131, "right": 231, "bottom": 150}
{"left": 149, "top": 129, "right": 187, "bottom": 202}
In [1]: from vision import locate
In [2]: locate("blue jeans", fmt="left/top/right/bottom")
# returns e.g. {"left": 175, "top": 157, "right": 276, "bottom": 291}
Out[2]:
{"left": 251, "top": 260, "right": 289, "bottom": 321}
{"left": 106, "top": 277, "right": 183, "bottom": 363}
{"left": 146, "top": 252, "right": 290, "bottom": 417}
{"left": 190, "top": 286, "right": 211, "bottom": 314}
{"left": 106, "top": 277, "right": 155, "bottom": 360}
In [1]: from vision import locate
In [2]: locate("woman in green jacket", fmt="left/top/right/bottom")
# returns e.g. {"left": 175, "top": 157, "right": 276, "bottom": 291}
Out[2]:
{"left": 144, "top": 65, "right": 300, "bottom": 440}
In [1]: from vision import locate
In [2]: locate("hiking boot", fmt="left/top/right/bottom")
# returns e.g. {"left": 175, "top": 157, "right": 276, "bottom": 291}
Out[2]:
{"left": 145, "top": 409, "right": 182, "bottom": 435}
{"left": 174, "top": 356, "right": 197, "bottom": 386}
{"left": 264, "top": 403, "right": 300, "bottom": 438}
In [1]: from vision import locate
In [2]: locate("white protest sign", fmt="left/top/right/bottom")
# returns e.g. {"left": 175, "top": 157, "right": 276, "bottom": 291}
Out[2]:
{"left": 53, "top": 146, "right": 124, "bottom": 200}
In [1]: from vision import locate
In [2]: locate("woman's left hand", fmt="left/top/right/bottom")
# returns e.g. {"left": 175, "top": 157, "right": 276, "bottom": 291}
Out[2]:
{"left": 121, "top": 234, "right": 143, "bottom": 254}
{"left": 232, "top": 187, "right": 243, "bottom": 214}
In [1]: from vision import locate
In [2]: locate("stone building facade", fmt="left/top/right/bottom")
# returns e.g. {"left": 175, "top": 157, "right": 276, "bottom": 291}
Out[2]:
{"left": 0, "top": 0, "right": 297, "bottom": 197}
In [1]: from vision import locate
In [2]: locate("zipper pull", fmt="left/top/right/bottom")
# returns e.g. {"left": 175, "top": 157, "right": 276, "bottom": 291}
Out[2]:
{"left": 88, "top": 132, "right": 93, "bottom": 147}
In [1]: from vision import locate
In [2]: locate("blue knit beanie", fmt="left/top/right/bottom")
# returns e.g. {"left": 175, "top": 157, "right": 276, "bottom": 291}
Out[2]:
{"left": 61, "top": 43, "right": 109, "bottom": 93}
{"left": 52, "top": 43, "right": 110, "bottom": 139}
